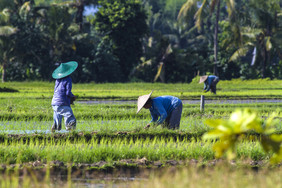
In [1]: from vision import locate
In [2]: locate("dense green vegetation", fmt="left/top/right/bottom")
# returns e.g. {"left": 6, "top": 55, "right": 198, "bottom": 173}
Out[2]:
{"left": 0, "top": 0, "right": 281, "bottom": 82}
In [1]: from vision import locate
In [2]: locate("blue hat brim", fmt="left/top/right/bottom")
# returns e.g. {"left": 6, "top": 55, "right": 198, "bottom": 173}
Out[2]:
{"left": 52, "top": 61, "right": 78, "bottom": 79}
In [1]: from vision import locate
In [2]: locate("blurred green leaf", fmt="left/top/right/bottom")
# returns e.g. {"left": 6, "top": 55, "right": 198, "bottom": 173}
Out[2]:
{"left": 270, "top": 134, "right": 282, "bottom": 142}
{"left": 270, "top": 148, "right": 282, "bottom": 164}
{"left": 205, "top": 119, "right": 226, "bottom": 128}
{"left": 203, "top": 108, "right": 281, "bottom": 163}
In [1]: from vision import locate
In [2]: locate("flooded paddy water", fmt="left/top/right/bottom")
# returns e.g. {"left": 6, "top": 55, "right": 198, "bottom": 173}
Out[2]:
{"left": 0, "top": 164, "right": 151, "bottom": 187}
{"left": 0, "top": 158, "right": 279, "bottom": 187}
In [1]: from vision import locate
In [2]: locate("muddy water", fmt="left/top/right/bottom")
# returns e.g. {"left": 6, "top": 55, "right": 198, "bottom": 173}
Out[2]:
{"left": 54, "top": 176, "right": 144, "bottom": 187}
{"left": 1, "top": 166, "right": 151, "bottom": 187}
{"left": 65, "top": 176, "right": 145, "bottom": 187}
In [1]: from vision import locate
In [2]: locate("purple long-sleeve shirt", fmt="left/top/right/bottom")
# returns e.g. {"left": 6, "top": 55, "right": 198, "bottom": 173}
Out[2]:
{"left": 51, "top": 76, "right": 74, "bottom": 106}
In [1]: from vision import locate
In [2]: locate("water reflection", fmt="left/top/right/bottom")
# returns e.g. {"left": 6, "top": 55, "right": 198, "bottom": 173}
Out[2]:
{"left": 71, "top": 177, "right": 145, "bottom": 188}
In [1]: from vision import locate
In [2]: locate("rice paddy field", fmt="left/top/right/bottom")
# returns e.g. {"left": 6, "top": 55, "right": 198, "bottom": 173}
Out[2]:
{"left": 0, "top": 79, "right": 281, "bottom": 187}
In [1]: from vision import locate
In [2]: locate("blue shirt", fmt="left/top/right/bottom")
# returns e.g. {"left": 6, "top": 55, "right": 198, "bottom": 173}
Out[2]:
{"left": 149, "top": 96, "right": 182, "bottom": 124}
{"left": 51, "top": 76, "right": 74, "bottom": 106}
{"left": 204, "top": 75, "right": 218, "bottom": 91}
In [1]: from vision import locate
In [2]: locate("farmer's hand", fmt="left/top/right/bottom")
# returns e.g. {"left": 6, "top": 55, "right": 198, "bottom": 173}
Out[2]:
{"left": 144, "top": 124, "right": 150, "bottom": 129}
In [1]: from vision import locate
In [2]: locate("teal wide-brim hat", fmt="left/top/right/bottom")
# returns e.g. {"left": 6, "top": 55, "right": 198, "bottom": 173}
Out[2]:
{"left": 52, "top": 61, "right": 78, "bottom": 79}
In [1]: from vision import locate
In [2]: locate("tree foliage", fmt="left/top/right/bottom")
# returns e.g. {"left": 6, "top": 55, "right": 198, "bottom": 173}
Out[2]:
{"left": 94, "top": 0, "right": 148, "bottom": 81}
{"left": 0, "top": 0, "right": 281, "bottom": 82}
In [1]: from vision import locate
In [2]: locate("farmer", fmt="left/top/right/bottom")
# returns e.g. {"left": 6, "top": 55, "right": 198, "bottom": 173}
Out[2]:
{"left": 51, "top": 61, "right": 78, "bottom": 132}
{"left": 199, "top": 75, "right": 219, "bottom": 94}
{"left": 137, "top": 91, "right": 183, "bottom": 130}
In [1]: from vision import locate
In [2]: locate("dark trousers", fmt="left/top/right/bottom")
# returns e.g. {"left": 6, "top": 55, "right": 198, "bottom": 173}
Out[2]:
{"left": 210, "top": 77, "right": 219, "bottom": 94}
{"left": 164, "top": 102, "right": 183, "bottom": 129}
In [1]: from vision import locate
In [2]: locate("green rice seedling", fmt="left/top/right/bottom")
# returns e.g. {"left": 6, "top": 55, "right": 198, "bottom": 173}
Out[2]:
{"left": 236, "top": 141, "right": 267, "bottom": 161}
{"left": 1, "top": 79, "right": 282, "bottom": 100}
{"left": 0, "top": 137, "right": 275, "bottom": 164}
{"left": 1, "top": 94, "right": 282, "bottom": 122}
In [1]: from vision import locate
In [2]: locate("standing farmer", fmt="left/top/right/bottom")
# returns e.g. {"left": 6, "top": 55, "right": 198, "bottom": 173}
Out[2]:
{"left": 199, "top": 75, "right": 219, "bottom": 94}
{"left": 51, "top": 61, "right": 78, "bottom": 132}
{"left": 137, "top": 91, "right": 183, "bottom": 130}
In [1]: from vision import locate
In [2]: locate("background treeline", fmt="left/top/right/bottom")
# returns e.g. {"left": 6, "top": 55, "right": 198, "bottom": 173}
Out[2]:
{"left": 0, "top": 0, "right": 281, "bottom": 83}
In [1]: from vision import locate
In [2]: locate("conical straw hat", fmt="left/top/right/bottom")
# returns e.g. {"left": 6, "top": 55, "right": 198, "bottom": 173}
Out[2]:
{"left": 199, "top": 75, "right": 208, "bottom": 83}
{"left": 52, "top": 61, "right": 78, "bottom": 79}
{"left": 136, "top": 91, "right": 153, "bottom": 114}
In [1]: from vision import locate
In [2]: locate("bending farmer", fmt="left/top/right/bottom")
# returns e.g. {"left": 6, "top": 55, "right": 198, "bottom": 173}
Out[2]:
{"left": 137, "top": 91, "right": 183, "bottom": 130}
{"left": 51, "top": 61, "right": 78, "bottom": 132}
{"left": 199, "top": 75, "right": 219, "bottom": 94}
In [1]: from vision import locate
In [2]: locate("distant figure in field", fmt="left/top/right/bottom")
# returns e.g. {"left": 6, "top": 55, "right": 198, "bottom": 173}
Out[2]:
{"left": 137, "top": 91, "right": 183, "bottom": 130}
{"left": 51, "top": 61, "right": 78, "bottom": 132}
{"left": 199, "top": 75, "right": 219, "bottom": 94}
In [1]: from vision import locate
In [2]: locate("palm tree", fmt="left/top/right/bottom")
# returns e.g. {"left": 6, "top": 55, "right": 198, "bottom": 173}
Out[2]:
{"left": 0, "top": 8, "right": 18, "bottom": 82}
{"left": 178, "top": 0, "right": 236, "bottom": 76}
{"left": 40, "top": 0, "right": 99, "bottom": 31}
{"left": 229, "top": 0, "right": 282, "bottom": 78}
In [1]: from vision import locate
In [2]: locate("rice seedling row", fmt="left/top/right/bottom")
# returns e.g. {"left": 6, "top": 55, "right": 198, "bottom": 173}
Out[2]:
{"left": 1, "top": 79, "right": 282, "bottom": 100}
{"left": 0, "top": 137, "right": 270, "bottom": 164}
{"left": 1, "top": 98, "right": 282, "bottom": 120}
